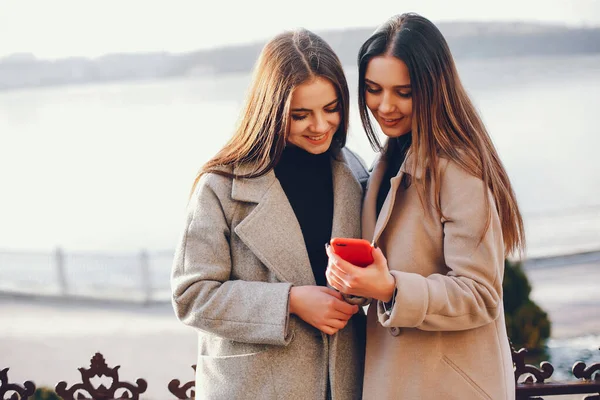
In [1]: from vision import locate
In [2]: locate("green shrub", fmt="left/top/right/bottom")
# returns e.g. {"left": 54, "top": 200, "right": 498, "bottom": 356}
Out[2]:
{"left": 29, "top": 387, "right": 62, "bottom": 400}
{"left": 503, "top": 259, "right": 551, "bottom": 352}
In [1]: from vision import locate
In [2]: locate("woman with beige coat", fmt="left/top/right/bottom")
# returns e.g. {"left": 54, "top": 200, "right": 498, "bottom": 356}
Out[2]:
{"left": 171, "top": 29, "right": 366, "bottom": 400}
{"left": 326, "top": 13, "right": 525, "bottom": 400}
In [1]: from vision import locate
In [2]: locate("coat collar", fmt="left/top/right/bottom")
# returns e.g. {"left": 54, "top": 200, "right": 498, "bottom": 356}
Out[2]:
{"left": 362, "top": 144, "right": 424, "bottom": 245}
{"left": 230, "top": 163, "right": 276, "bottom": 203}
{"left": 231, "top": 150, "right": 363, "bottom": 286}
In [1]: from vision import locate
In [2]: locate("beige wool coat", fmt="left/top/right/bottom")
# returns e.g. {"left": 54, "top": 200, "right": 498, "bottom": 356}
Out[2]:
{"left": 171, "top": 148, "right": 367, "bottom": 400}
{"left": 361, "top": 151, "right": 515, "bottom": 400}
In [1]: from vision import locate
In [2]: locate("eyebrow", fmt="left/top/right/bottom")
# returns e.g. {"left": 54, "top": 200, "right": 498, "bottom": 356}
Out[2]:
{"left": 291, "top": 98, "right": 339, "bottom": 112}
{"left": 365, "top": 78, "right": 411, "bottom": 89}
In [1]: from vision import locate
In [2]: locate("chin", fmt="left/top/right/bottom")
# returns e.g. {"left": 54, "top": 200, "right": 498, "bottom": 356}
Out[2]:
{"left": 293, "top": 135, "right": 334, "bottom": 154}
{"left": 381, "top": 127, "right": 411, "bottom": 138}
{"left": 305, "top": 143, "right": 331, "bottom": 155}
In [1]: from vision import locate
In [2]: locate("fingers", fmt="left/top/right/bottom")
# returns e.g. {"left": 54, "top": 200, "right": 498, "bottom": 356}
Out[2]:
{"left": 325, "top": 245, "right": 356, "bottom": 274}
{"left": 321, "top": 286, "right": 344, "bottom": 300}
{"left": 321, "top": 285, "right": 358, "bottom": 315}
{"left": 333, "top": 298, "right": 359, "bottom": 315}
{"left": 321, "top": 326, "right": 337, "bottom": 335}
{"left": 328, "top": 318, "right": 348, "bottom": 330}
{"left": 326, "top": 262, "right": 359, "bottom": 296}
{"left": 372, "top": 246, "right": 387, "bottom": 267}
{"left": 327, "top": 309, "right": 354, "bottom": 321}
{"left": 326, "top": 267, "right": 347, "bottom": 293}
{"left": 319, "top": 318, "right": 348, "bottom": 335}
{"left": 321, "top": 325, "right": 340, "bottom": 335}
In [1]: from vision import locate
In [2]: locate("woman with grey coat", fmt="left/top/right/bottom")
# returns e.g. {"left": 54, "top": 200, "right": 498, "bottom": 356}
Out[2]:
{"left": 171, "top": 29, "right": 367, "bottom": 400}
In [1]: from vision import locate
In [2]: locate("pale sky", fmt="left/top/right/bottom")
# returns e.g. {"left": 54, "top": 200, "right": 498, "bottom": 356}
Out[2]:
{"left": 0, "top": 0, "right": 599, "bottom": 59}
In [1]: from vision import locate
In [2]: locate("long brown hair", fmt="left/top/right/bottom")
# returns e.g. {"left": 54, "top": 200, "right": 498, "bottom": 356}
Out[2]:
{"left": 191, "top": 29, "right": 349, "bottom": 194}
{"left": 358, "top": 13, "right": 525, "bottom": 255}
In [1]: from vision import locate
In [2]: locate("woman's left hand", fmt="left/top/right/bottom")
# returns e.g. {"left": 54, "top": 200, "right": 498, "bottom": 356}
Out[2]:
{"left": 326, "top": 245, "right": 396, "bottom": 302}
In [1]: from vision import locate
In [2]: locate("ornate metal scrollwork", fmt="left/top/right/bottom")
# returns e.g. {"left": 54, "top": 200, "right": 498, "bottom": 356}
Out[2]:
{"left": 55, "top": 352, "right": 147, "bottom": 400}
{"left": 0, "top": 368, "right": 36, "bottom": 400}
{"left": 512, "top": 345, "right": 554, "bottom": 383}
{"left": 573, "top": 348, "right": 600, "bottom": 381}
{"left": 168, "top": 364, "right": 196, "bottom": 399}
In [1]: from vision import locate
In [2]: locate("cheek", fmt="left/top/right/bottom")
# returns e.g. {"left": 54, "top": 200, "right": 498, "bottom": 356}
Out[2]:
{"left": 365, "top": 94, "right": 378, "bottom": 113}
{"left": 329, "top": 112, "right": 341, "bottom": 129}
{"left": 400, "top": 99, "right": 413, "bottom": 117}
{"left": 289, "top": 119, "right": 307, "bottom": 136}
{"left": 403, "top": 104, "right": 413, "bottom": 129}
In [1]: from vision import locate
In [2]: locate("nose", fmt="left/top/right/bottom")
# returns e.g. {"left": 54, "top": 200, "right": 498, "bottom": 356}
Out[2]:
{"left": 310, "top": 113, "right": 329, "bottom": 134}
{"left": 379, "top": 92, "right": 396, "bottom": 114}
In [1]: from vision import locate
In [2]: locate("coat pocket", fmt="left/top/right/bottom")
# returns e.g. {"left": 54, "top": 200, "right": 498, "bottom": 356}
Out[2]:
{"left": 196, "top": 351, "right": 276, "bottom": 400}
{"left": 441, "top": 355, "right": 492, "bottom": 400}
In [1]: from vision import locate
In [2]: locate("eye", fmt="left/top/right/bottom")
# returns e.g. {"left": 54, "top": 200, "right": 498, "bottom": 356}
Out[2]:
{"left": 365, "top": 85, "right": 381, "bottom": 94}
{"left": 291, "top": 114, "right": 307, "bottom": 121}
{"left": 325, "top": 104, "right": 340, "bottom": 113}
{"left": 397, "top": 91, "right": 412, "bottom": 98}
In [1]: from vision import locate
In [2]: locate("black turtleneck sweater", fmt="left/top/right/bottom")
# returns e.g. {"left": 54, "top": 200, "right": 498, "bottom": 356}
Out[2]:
{"left": 274, "top": 146, "right": 333, "bottom": 287}
{"left": 376, "top": 133, "right": 412, "bottom": 218}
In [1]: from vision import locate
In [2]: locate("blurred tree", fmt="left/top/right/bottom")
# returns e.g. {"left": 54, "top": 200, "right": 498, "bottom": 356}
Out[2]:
{"left": 503, "top": 259, "right": 551, "bottom": 352}
{"left": 29, "top": 387, "right": 62, "bottom": 400}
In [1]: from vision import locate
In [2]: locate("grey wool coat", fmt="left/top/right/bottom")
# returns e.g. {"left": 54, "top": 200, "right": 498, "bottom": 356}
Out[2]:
{"left": 171, "top": 148, "right": 367, "bottom": 400}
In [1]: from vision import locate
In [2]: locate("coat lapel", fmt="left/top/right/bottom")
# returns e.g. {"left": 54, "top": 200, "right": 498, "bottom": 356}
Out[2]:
{"left": 231, "top": 151, "right": 364, "bottom": 287}
{"left": 232, "top": 165, "right": 316, "bottom": 286}
{"left": 331, "top": 151, "right": 364, "bottom": 241}
{"left": 362, "top": 155, "right": 386, "bottom": 243}
{"left": 363, "top": 149, "right": 421, "bottom": 245}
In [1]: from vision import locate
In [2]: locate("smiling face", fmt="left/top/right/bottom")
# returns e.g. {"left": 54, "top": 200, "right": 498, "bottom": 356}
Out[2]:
{"left": 287, "top": 76, "right": 341, "bottom": 154}
{"left": 364, "top": 55, "right": 413, "bottom": 138}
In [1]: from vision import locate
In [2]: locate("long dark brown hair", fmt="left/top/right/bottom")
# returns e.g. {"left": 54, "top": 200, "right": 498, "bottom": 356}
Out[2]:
{"left": 190, "top": 29, "right": 349, "bottom": 195}
{"left": 358, "top": 13, "right": 525, "bottom": 255}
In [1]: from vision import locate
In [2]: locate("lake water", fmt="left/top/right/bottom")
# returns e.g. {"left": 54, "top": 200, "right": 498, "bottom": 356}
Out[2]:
{"left": 0, "top": 54, "right": 599, "bottom": 259}
{"left": 1, "top": 55, "right": 599, "bottom": 390}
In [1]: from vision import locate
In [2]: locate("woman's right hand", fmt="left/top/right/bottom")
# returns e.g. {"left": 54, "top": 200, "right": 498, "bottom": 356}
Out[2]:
{"left": 289, "top": 286, "right": 359, "bottom": 335}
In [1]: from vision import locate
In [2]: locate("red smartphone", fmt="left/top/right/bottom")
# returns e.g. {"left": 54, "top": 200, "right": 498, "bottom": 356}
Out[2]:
{"left": 329, "top": 238, "right": 374, "bottom": 267}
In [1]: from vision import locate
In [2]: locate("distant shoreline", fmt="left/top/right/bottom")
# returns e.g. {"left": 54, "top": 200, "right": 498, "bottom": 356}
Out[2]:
{"left": 2, "top": 50, "right": 600, "bottom": 95}
{"left": 524, "top": 249, "right": 600, "bottom": 270}
{"left": 1, "top": 249, "right": 598, "bottom": 305}
{"left": 1, "top": 21, "right": 599, "bottom": 92}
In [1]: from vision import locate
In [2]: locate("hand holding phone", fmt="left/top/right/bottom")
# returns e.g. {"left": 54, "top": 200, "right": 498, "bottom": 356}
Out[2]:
{"left": 329, "top": 238, "right": 374, "bottom": 268}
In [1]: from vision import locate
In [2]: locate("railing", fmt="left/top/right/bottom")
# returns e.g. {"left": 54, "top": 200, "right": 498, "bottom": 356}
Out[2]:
{"left": 0, "top": 248, "right": 173, "bottom": 303}
{"left": 1, "top": 346, "right": 598, "bottom": 399}
{"left": 2, "top": 247, "right": 599, "bottom": 304}
{"left": 513, "top": 346, "right": 600, "bottom": 399}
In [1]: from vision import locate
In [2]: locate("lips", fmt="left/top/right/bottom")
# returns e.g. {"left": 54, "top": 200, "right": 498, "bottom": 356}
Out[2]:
{"left": 379, "top": 115, "right": 404, "bottom": 127}
{"left": 305, "top": 133, "right": 327, "bottom": 142}
{"left": 303, "top": 131, "right": 330, "bottom": 145}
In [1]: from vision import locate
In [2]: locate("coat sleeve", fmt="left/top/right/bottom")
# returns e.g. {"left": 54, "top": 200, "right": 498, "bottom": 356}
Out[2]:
{"left": 377, "top": 160, "right": 505, "bottom": 331}
{"left": 171, "top": 174, "right": 294, "bottom": 346}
